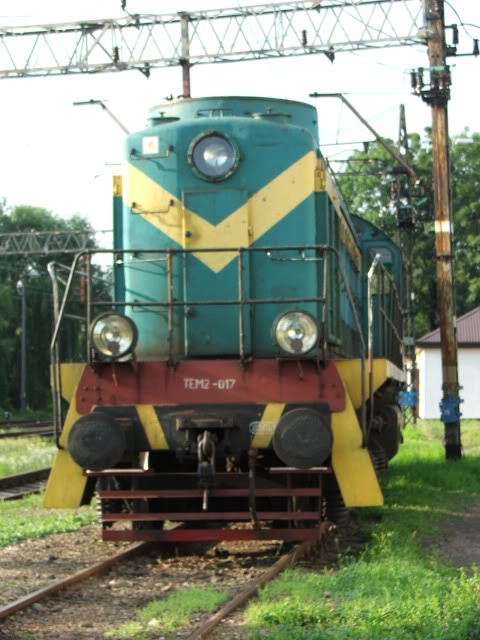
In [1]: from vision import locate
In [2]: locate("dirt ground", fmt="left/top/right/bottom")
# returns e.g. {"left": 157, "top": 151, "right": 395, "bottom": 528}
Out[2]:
{"left": 425, "top": 498, "right": 480, "bottom": 571}
{"left": 1, "top": 500, "right": 479, "bottom": 639}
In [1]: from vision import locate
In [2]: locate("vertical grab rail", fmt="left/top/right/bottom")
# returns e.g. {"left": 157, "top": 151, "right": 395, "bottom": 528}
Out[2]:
{"left": 167, "top": 250, "right": 174, "bottom": 364}
{"left": 368, "top": 254, "right": 382, "bottom": 437}
{"left": 367, "top": 254, "right": 405, "bottom": 437}
{"left": 237, "top": 249, "right": 246, "bottom": 364}
{"left": 48, "top": 252, "right": 85, "bottom": 449}
{"left": 47, "top": 262, "right": 63, "bottom": 449}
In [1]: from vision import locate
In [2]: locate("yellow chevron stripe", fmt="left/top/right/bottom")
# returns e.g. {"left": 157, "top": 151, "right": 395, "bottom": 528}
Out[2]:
{"left": 251, "top": 402, "right": 285, "bottom": 448}
{"left": 125, "top": 152, "right": 316, "bottom": 273}
{"left": 136, "top": 405, "right": 169, "bottom": 450}
{"left": 315, "top": 160, "right": 362, "bottom": 271}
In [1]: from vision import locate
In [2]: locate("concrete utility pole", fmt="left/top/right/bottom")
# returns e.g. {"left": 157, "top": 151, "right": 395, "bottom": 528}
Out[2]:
{"left": 421, "top": 0, "right": 462, "bottom": 458}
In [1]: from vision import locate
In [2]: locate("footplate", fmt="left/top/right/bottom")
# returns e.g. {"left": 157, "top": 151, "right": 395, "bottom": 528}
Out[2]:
{"left": 87, "top": 467, "right": 332, "bottom": 542}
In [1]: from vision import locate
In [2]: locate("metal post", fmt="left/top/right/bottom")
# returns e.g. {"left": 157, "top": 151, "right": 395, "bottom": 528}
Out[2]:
{"left": 16, "top": 280, "right": 26, "bottom": 413}
{"left": 180, "top": 13, "right": 191, "bottom": 98}
{"left": 426, "top": 0, "right": 461, "bottom": 459}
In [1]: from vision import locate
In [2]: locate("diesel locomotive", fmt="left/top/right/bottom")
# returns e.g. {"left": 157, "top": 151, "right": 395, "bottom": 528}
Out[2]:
{"left": 45, "top": 96, "right": 405, "bottom": 542}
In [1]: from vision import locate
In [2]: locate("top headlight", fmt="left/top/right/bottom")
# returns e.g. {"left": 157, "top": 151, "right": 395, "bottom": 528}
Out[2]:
{"left": 188, "top": 131, "right": 238, "bottom": 181}
{"left": 274, "top": 311, "right": 318, "bottom": 355}
{"left": 90, "top": 313, "right": 138, "bottom": 359}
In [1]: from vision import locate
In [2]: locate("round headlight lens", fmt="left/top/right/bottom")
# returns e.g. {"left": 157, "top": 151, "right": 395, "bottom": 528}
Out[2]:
{"left": 90, "top": 313, "right": 138, "bottom": 359}
{"left": 189, "top": 132, "right": 237, "bottom": 180}
{"left": 274, "top": 311, "right": 318, "bottom": 355}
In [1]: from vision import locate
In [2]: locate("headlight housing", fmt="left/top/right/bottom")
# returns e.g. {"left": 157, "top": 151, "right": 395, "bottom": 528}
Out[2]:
{"left": 273, "top": 310, "right": 318, "bottom": 355}
{"left": 90, "top": 313, "right": 138, "bottom": 359}
{"left": 188, "top": 131, "right": 238, "bottom": 181}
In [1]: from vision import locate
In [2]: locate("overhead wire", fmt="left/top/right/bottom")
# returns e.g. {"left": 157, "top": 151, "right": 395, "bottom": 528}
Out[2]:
{"left": 444, "top": 1, "right": 480, "bottom": 39}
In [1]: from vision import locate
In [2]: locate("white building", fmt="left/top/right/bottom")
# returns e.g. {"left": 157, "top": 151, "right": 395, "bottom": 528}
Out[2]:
{"left": 416, "top": 307, "right": 480, "bottom": 419}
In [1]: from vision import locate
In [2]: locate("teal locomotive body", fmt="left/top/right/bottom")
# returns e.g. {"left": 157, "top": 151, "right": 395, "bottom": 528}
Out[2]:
{"left": 46, "top": 97, "right": 405, "bottom": 542}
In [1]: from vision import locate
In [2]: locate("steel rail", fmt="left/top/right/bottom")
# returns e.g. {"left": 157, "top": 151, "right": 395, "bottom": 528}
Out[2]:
{"left": 0, "top": 468, "right": 51, "bottom": 501}
{"left": 187, "top": 528, "right": 328, "bottom": 639}
{"left": 0, "top": 428, "right": 54, "bottom": 439}
{"left": 0, "top": 542, "right": 151, "bottom": 621}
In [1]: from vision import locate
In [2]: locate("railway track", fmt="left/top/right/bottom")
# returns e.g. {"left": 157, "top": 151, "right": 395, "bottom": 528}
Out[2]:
{"left": 0, "top": 541, "right": 151, "bottom": 621}
{"left": 0, "top": 526, "right": 329, "bottom": 637}
{"left": 0, "top": 467, "right": 51, "bottom": 501}
{"left": 0, "top": 419, "right": 53, "bottom": 439}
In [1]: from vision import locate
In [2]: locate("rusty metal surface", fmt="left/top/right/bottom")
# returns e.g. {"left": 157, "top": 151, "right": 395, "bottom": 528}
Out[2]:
{"left": 103, "top": 528, "right": 323, "bottom": 542}
{"left": 186, "top": 534, "right": 325, "bottom": 639}
{"left": 97, "top": 487, "right": 323, "bottom": 499}
{"left": 0, "top": 542, "right": 150, "bottom": 621}
{"left": 0, "top": 468, "right": 51, "bottom": 501}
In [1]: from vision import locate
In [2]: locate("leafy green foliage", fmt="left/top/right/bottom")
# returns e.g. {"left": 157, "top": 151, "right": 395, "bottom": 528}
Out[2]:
{"left": 245, "top": 422, "right": 480, "bottom": 640}
{"left": 105, "top": 586, "right": 230, "bottom": 638}
{"left": 0, "top": 435, "right": 56, "bottom": 477}
{"left": 337, "top": 130, "right": 480, "bottom": 337}
{"left": 0, "top": 203, "right": 106, "bottom": 410}
{"left": 0, "top": 493, "right": 96, "bottom": 547}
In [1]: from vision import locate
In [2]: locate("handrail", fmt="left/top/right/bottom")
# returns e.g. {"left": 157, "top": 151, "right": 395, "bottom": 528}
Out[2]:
{"left": 367, "top": 253, "right": 404, "bottom": 438}
{"left": 48, "top": 244, "right": 366, "bottom": 448}
{"left": 48, "top": 253, "right": 84, "bottom": 448}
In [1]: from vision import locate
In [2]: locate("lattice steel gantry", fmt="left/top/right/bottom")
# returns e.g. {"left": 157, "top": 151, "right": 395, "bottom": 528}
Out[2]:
{"left": 0, "top": 1, "right": 426, "bottom": 80}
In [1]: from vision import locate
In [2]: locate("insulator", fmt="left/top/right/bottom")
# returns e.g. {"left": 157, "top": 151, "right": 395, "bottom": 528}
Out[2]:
{"left": 113, "top": 46, "right": 120, "bottom": 63}
{"left": 452, "top": 24, "right": 459, "bottom": 45}
{"left": 121, "top": 0, "right": 127, "bottom": 9}
{"left": 474, "top": 39, "right": 479, "bottom": 57}
{"left": 446, "top": 66, "right": 452, "bottom": 87}
{"left": 410, "top": 70, "right": 417, "bottom": 90}
{"left": 301, "top": 30, "right": 308, "bottom": 47}
{"left": 417, "top": 67, "right": 424, "bottom": 89}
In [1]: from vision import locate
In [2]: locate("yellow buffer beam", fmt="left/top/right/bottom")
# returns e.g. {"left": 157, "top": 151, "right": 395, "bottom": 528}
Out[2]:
{"left": 335, "top": 359, "right": 405, "bottom": 410}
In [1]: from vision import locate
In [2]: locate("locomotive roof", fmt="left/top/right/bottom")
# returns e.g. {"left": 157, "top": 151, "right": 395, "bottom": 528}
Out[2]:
{"left": 147, "top": 96, "right": 319, "bottom": 144}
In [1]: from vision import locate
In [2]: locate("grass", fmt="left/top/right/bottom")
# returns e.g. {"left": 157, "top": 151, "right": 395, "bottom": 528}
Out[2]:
{"left": 0, "top": 436, "right": 56, "bottom": 477}
{"left": 245, "top": 419, "right": 480, "bottom": 640}
{"left": 0, "top": 437, "right": 96, "bottom": 545}
{"left": 105, "top": 586, "right": 230, "bottom": 639}
{"left": 0, "top": 492, "right": 97, "bottom": 547}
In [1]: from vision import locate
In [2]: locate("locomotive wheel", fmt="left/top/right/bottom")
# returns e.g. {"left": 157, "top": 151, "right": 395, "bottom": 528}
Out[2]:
{"left": 323, "top": 474, "right": 349, "bottom": 524}
{"left": 368, "top": 397, "right": 401, "bottom": 461}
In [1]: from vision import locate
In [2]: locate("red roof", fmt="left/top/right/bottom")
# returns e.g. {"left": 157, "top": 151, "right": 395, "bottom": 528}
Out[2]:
{"left": 417, "top": 307, "right": 480, "bottom": 346}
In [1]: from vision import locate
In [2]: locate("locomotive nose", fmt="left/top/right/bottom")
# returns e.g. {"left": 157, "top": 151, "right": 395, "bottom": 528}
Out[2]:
{"left": 68, "top": 413, "right": 126, "bottom": 471}
{"left": 272, "top": 407, "right": 333, "bottom": 469}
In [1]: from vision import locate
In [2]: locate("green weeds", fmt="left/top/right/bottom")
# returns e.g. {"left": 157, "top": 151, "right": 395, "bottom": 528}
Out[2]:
{"left": 105, "top": 586, "right": 230, "bottom": 639}
{"left": 245, "top": 420, "right": 480, "bottom": 639}
{"left": 0, "top": 492, "right": 96, "bottom": 547}
{"left": 0, "top": 436, "right": 56, "bottom": 477}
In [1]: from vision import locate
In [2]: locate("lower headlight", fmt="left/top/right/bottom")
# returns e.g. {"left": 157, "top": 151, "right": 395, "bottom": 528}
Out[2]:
{"left": 90, "top": 313, "right": 138, "bottom": 359}
{"left": 274, "top": 311, "right": 318, "bottom": 355}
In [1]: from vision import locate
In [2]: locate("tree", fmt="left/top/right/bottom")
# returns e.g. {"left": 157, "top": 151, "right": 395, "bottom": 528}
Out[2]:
{"left": 0, "top": 205, "right": 103, "bottom": 411}
{"left": 336, "top": 129, "right": 480, "bottom": 338}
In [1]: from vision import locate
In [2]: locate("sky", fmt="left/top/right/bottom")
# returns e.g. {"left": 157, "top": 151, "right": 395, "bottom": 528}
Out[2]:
{"left": 0, "top": 0, "right": 478, "bottom": 232}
